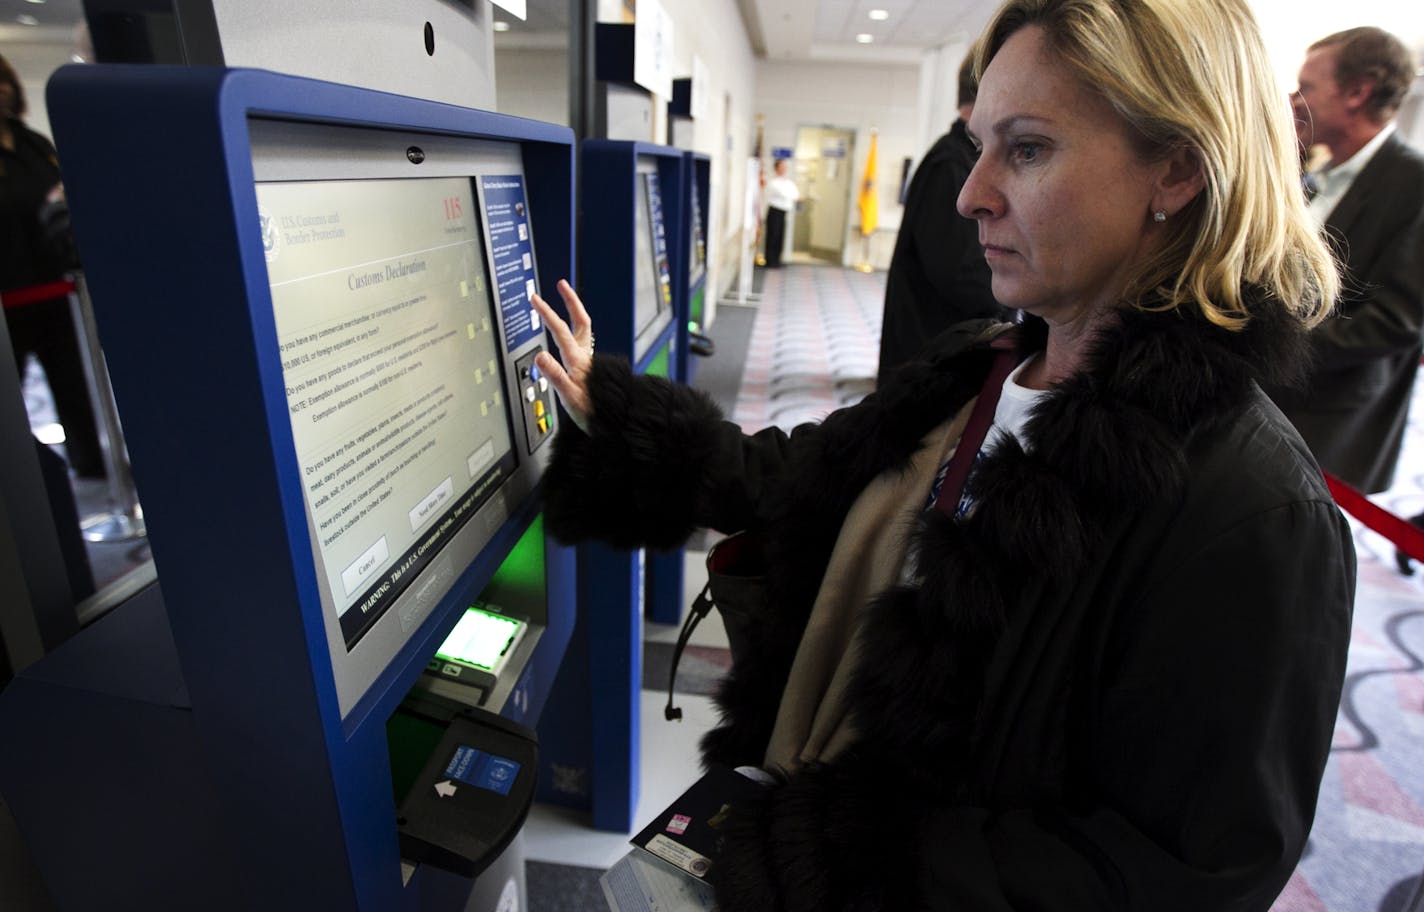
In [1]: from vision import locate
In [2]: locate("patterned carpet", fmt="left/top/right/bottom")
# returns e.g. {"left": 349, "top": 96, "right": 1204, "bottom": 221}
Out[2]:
{"left": 1280, "top": 562, "right": 1424, "bottom": 910}
{"left": 1284, "top": 347, "right": 1424, "bottom": 909}
{"left": 730, "top": 265, "right": 882, "bottom": 432}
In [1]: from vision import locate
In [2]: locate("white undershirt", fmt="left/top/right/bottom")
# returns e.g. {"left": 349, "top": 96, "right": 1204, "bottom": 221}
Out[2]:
{"left": 988, "top": 353, "right": 1048, "bottom": 455}
{"left": 902, "top": 354, "right": 1048, "bottom": 582}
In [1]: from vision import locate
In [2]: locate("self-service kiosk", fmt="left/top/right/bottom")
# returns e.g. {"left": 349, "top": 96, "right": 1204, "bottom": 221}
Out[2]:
{"left": 643, "top": 150, "right": 713, "bottom": 628}
{"left": 0, "top": 65, "right": 576, "bottom": 911}
{"left": 535, "top": 141, "right": 687, "bottom": 832}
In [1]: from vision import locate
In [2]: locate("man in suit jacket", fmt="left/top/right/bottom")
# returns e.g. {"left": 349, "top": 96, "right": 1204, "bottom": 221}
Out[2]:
{"left": 877, "top": 50, "right": 1009, "bottom": 385}
{"left": 1268, "top": 27, "right": 1424, "bottom": 495}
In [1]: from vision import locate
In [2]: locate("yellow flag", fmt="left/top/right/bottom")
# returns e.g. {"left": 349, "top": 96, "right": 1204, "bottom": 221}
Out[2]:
{"left": 858, "top": 130, "right": 879, "bottom": 237}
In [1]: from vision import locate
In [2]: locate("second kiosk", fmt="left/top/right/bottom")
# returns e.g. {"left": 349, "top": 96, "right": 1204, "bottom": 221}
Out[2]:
{"left": 536, "top": 140, "right": 690, "bottom": 832}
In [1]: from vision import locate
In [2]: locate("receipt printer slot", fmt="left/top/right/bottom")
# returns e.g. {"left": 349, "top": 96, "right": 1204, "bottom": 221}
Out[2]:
{"left": 396, "top": 706, "right": 537, "bottom": 879}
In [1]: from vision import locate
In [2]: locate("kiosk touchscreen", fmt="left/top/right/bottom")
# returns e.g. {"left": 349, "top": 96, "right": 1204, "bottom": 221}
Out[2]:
{"left": 679, "top": 152, "right": 712, "bottom": 385}
{"left": 0, "top": 66, "right": 577, "bottom": 911}
{"left": 689, "top": 177, "right": 707, "bottom": 285}
{"left": 260, "top": 176, "right": 518, "bottom": 644}
{"left": 249, "top": 117, "right": 562, "bottom": 715}
{"left": 632, "top": 167, "right": 676, "bottom": 363}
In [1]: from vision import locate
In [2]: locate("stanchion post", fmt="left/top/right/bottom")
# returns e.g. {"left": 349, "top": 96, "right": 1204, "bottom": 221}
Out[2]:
{"left": 67, "top": 272, "right": 145, "bottom": 542}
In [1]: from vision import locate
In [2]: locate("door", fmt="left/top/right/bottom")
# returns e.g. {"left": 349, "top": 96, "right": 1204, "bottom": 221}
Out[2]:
{"left": 792, "top": 126, "right": 856, "bottom": 264}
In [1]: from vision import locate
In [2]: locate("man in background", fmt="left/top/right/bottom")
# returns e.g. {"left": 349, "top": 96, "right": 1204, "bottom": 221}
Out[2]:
{"left": 762, "top": 157, "right": 799, "bottom": 268}
{"left": 1268, "top": 27, "right": 1424, "bottom": 498}
{"left": 877, "top": 49, "right": 1008, "bottom": 385}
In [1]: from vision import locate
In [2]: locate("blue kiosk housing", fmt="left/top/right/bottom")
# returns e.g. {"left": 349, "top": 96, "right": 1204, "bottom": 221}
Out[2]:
{"left": 641, "top": 150, "right": 714, "bottom": 629}
{"left": 0, "top": 65, "right": 577, "bottom": 910}
{"left": 536, "top": 140, "right": 687, "bottom": 831}
{"left": 641, "top": 150, "right": 711, "bottom": 626}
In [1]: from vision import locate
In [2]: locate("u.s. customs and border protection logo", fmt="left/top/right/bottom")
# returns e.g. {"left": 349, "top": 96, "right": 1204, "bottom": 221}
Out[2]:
{"left": 259, "top": 207, "right": 280, "bottom": 263}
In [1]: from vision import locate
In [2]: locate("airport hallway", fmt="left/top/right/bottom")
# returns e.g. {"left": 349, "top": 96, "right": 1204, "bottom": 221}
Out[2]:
{"left": 3, "top": 263, "right": 1421, "bottom": 911}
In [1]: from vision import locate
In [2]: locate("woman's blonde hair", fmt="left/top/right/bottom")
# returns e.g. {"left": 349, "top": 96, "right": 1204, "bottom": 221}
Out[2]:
{"left": 976, "top": 0, "right": 1338, "bottom": 329}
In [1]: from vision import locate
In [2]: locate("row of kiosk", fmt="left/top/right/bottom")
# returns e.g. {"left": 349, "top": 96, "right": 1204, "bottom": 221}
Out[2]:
{"left": 0, "top": 62, "right": 714, "bottom": 911}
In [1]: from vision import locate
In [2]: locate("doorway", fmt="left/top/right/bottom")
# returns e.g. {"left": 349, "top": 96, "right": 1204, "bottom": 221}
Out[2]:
{"left": 791, "top": 126, "right": 856, "bottom": 265}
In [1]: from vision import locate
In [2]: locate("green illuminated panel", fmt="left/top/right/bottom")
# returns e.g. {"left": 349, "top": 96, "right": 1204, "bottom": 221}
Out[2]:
{"left": 435, "top": 607, "right": 522, "bottom": 670}
{"left": 482, "top": 513, "right": 545, "bottom": 604}
{"left": 690, "top": 285, "right": 705, "bottom": 326}
{"left": 646, "top": 341, "right": 671, "bottom": 379}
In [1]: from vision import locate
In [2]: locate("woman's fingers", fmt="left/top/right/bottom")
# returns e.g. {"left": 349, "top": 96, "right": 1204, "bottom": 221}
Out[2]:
{"left": 534, "top": 350, "right": 590, "bottom": 432}
{"left": 530, "top": 292, "right": 579, "bottom": 360}
{"left": 531, "top": 280, "right": 595, "bottom": 434}
{"left": 556, "top": 279, "right": 593, "bottom": 341}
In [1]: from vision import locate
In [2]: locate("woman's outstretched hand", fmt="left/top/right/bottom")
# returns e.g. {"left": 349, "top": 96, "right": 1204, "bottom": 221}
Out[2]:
{"left": 531, "top": 279, "right": 596, "bottom": 434}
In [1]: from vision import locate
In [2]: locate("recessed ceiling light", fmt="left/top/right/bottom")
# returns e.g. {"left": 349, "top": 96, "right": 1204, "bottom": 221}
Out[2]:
{"left": 868, "top": 9, "right": 889, "bottom": 20}
{"left": 25, "top": 0, "right": 47, "bottom": 5}
{"left": 493, "top": 20, "right": 511, "bottom": 32}
{"left": 856, "top": 33, "right": 874, "bottom": 44}
{"left": 16, "top": 13, "right": 40, "bottom": 24}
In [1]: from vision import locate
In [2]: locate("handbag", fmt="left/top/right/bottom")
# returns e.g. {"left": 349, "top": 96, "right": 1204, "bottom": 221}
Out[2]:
{"left": 664, "top": 528, "right": 768, "bottom": 720}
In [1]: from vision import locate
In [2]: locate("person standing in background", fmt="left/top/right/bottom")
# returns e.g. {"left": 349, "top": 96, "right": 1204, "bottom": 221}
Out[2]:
{"left": 762, "top": 157, "right": 799, "bottom": 268}
{"left": 877, "top": 49, "right": 1009, "bottom": 385}
{"left": 1, "top": 51, "right": 104, "bottom": 479}
{"left": 1266, "top": 27, "right": 1424, "bottom": 496}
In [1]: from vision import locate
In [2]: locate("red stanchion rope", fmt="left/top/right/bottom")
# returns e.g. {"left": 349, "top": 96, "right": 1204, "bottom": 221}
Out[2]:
{"left": 0, "top": 280, "right": 77, "bottom": 310}
{"left": 1324, "top": 471, "right": 1424, "bottom": 564}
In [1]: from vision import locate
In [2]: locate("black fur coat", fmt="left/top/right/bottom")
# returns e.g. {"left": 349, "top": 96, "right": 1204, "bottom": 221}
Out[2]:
{"left": 543, "top": 307, "right": 1355, "bottom": 911}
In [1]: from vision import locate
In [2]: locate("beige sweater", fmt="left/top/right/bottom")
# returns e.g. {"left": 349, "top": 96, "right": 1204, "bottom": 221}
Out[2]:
{"left": 762, "top": 400, "right": 975, "bottom": 772}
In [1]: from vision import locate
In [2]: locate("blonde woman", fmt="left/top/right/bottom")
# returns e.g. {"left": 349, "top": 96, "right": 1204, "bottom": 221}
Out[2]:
{"left": 532, "top": 0, "right": 1353, "bottom": 906}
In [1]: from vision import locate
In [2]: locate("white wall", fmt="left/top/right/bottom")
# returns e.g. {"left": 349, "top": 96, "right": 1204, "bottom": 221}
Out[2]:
{"left": 494, "top": 44, "right": 570, "bottom": 127}
{"left": 1248, "top": 6, "right": 1424, "bottom": 154}
{"left": 1399, "top": 75, "right": 1424, "bottom": 149}
{"left": 916, "top": 38, "right": 976, "bottom": 162}
{"left": 0, "top": 28, "right": 83, "bottom": 144}
{"left": 656, "top": 0, "right": 758, "bottom": 316}
{"left": 1249, "top": 2, "right": 1424, "bottom": 95}
{"left": 754, "top": 58, "right": 920, "bottom": 269}
{"left": 495, "top": 1, "right": 755, "bottom": 318}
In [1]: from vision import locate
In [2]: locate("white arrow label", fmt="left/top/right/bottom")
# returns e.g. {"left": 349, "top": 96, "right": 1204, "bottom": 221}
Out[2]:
{"left": 435, "top": 780, "right": 457, "bottom": 798}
